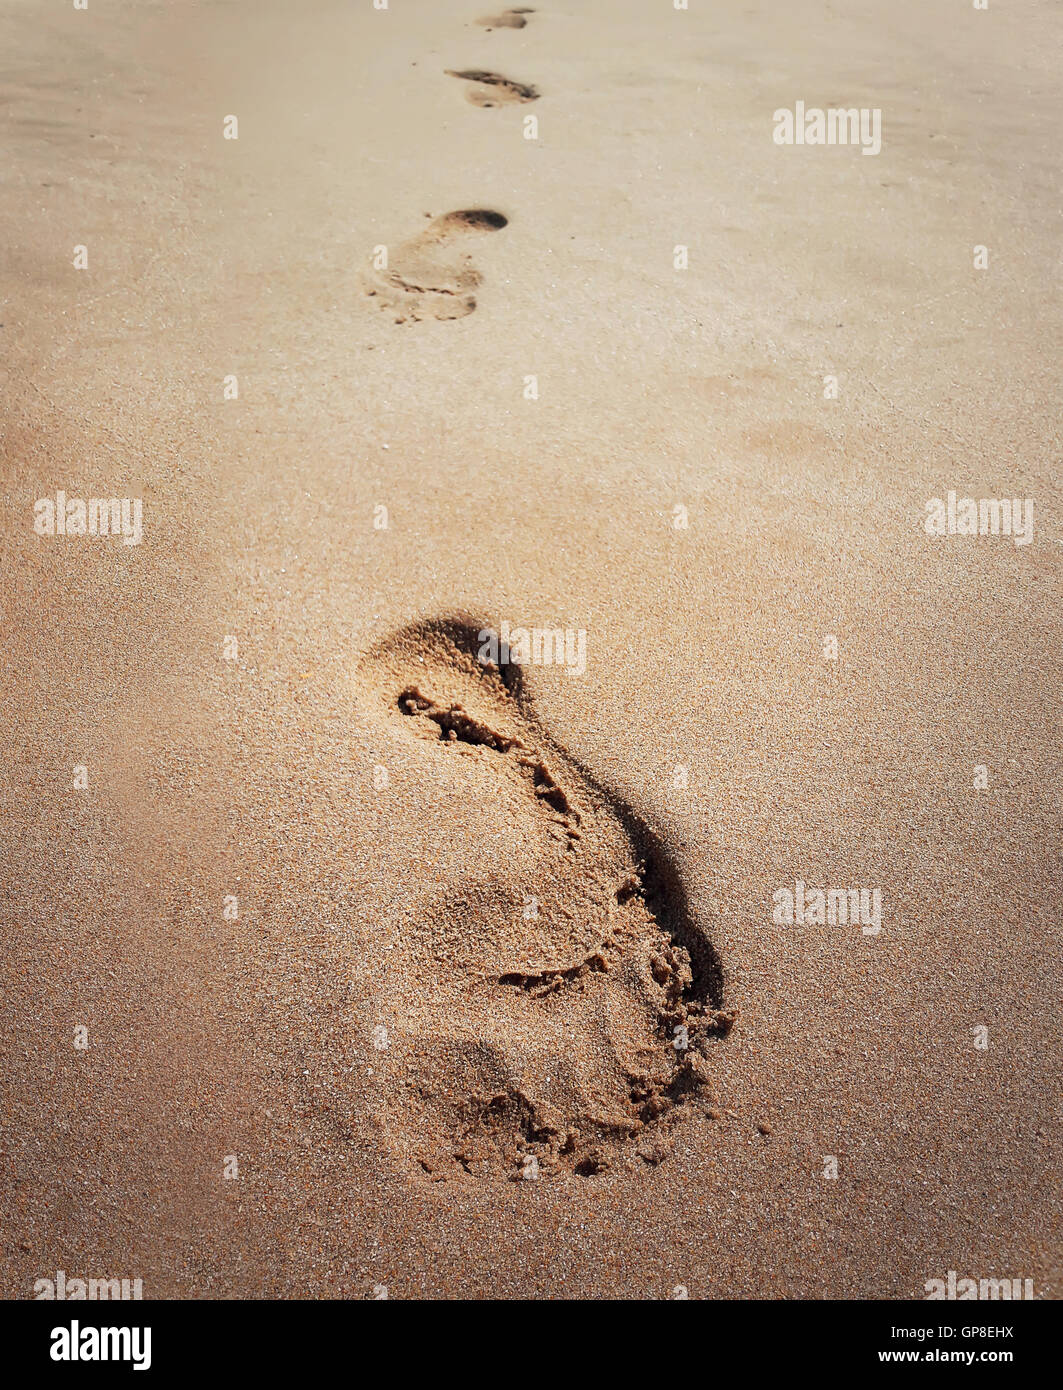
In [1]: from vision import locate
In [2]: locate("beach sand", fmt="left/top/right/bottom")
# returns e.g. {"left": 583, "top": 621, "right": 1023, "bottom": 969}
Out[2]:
{"left": 1, "top": 0, "right": 1060, "bottom": 1298}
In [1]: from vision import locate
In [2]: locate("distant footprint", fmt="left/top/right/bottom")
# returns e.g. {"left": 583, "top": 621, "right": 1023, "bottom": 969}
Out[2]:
{"left": 445, "top": 69, "right": 539, "bottom": 107}
{"left": 477, "top": 8, "right": 535, "bottom": 30}
{"left": 358, "top": 617, "right": 735, "bottom": 1180}
{"left": 363, "top": 209, "right": 508, "bottom": 324}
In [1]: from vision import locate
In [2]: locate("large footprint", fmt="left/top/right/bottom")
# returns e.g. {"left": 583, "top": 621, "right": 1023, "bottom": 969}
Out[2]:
{"left": 445, "top": 69, "right": 539, "bottom": 107}
{"left": 363, "top": 209, "right": 508, "bottom": 324}
{"left": 358, "top": 617, "right": 734, "bottom": 1181}
{"left": 476, "top": 8, "right": 535, "bottom": 30}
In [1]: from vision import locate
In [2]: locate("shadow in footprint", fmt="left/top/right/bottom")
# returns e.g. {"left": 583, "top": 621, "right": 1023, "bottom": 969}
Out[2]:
{"left": 477, "top": 8, "right": 536, "bottom": 30}
{"left": 358, "top": 615, "right": 735, "bottom": 1181}
{"left": 445, "top": 69, "right": 539, "bottom": 106}
{"left": 362, "top": 209, "right": 508, "bottom": 324}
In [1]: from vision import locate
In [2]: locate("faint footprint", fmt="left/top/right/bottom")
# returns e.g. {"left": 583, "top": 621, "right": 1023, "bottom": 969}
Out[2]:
{"left": 363, "top": 209, "right": 508, "bottom": 324}
{"left": 445, "top": 69, "right": 539, "bottom": 106}
{"left": 477, "top": 8, "right": 535, "bottom": 30}
{"left": 357, "top": 616, "right": 735, "bottom": 1181}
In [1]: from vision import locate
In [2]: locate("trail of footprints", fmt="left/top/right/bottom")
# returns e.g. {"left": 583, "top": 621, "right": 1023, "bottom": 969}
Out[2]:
{"left": 362, "top": 9, "right": 736, "bottom": 1180}
{"left": 364, "top": 8, "right": 539, "bottom": 323}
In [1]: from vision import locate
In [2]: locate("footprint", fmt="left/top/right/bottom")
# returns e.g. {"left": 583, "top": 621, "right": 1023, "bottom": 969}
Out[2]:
{"left": 477, "top": 8, "right": 535, "bottom": 30}
{"left": 445, "top": 69, "right": 539, "bottom": 107}
{"left": 358, "top": 617, "right": 735, "bottom": 1181}
{"left": 362, "top": 209, "right": 508, "bottom": 324}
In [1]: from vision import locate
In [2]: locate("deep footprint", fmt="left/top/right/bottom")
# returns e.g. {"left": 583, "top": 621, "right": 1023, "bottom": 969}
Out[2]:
{"left": 363, "top": 209, "right": 508, "bottom": 324}
{"left": 445, "top": 69, "right": 539, "bottom": 106}
{"left": 359, "top": 616, "right": 735, "bottom": 1181}
{"left": 477, "top": 8, "right": 535, "bottom": 30}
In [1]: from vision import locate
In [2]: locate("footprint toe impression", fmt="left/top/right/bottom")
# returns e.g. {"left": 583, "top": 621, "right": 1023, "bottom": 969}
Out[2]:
{"left": 445, "top": 69, "right": 539, "bottom": 106}
{"left": 359, "top": 618, "right": 734, "bottom": 1181}
{"left": 363, "top": 209, "right": 508, "bottom": 324}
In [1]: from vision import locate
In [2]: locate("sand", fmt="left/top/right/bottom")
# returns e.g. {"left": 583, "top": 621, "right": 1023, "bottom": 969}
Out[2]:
{"left": 1, "top": 0, "right": 1060, "bottom": 1299}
